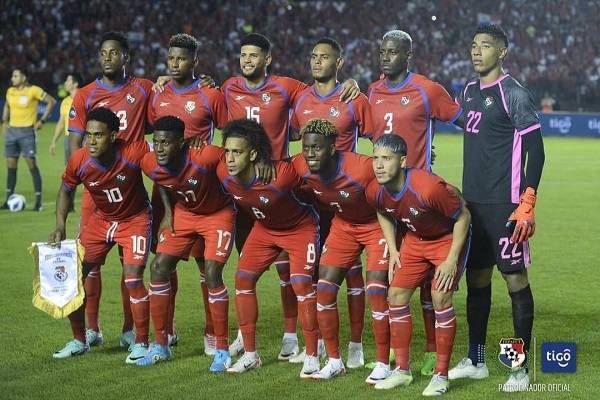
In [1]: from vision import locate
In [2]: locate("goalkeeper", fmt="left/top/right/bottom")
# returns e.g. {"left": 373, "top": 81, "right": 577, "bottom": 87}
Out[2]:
{"left": 447, "top": 24, "right": 546, "bottom": 393}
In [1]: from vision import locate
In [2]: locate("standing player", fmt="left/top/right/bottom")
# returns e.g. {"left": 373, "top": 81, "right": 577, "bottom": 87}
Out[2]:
{"left": 48, "top": 107, "right": 151, "bottom": 364}
{"left": 67, "top": 31, "right": 154, "bottom": 351}
{"left": 220, "top": 33, "right": 359, "bottom": 361}
{"left": 136, "top": 116, "right": 235, "bottom": 371}
{"left": 216, "top": 119, "right": 320, "bottom": 379}
{"left": 290, "top": 37, "right": 373, "bottom": 367}
{"left": 367, "top": 134, "right": 471, "bottom": 396}
{"left": 292, "top": 119, "right": 390, "bottom": 384}
{"left": 1, "top": 66, "right": 56, "bottom": 211}
{"left": 147, "top": 33, "right": 228, "bottom": 355}
{"left": 448, "top": 24, "right": 545, "bottom": 393}
{"left": 366, "top": 29, "right": 464, "bottom": 375}
{"left": 50, "top": 72, "right": 84, "bottom": 212}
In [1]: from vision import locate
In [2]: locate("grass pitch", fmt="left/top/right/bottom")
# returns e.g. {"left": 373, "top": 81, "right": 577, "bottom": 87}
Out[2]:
{"left": 0, "top": 126, "right": 596, "bottom": 399}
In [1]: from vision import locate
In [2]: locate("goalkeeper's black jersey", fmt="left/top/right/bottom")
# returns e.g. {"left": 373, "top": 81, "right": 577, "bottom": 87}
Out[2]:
{"left": 458, "top": 74, "right": 540, "bottom": 205}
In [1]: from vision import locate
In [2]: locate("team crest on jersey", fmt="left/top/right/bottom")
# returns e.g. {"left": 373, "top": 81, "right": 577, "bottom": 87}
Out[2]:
{"left": 69, "top": 106, "right": 76, "bottom": 120}
{"left": 339, "top": 190, "right": 350, "bottom": 199}
{"left": 116, "top": 173, "right": 126, "bottom": 182}
{"left": 409, "top": 207, "right": 419, "bottom": 217}
{"left": 54, "top": 266, "right": 68, "bottom": 282}
{"left": 259, "top": 196, "right": 269, "bottom": 204}
{"left": 483, "top": 96, "right": 494, "bottom": 108}
{"left": 400, "top": 95, "right": 410, "bottom": 106}
{"left": 261, "top": 93, "right": 271, "bottom": 104}
{"left": 187, "top": 177, "right": 198, "bottom": 187}
{"left": 329, "top": 107, "right": 340, "bottom": 118}
{"left": 126, "top": 94, "right": 136, "bottom": 104}
{"left": 185, "top": 101, "right": 196, "bottom": 113}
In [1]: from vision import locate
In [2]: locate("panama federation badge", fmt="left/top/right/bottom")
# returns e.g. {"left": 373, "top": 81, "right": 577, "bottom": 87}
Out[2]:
{"left": 185, "top": 101, "right": 196, "bottom": 113}
{"left": 483, "top": 96, "right": 494, "bottom": 108}
{"left": 54, "top": 266, "right": 68, "bottom": 282}
{"left": 400, "top": 95, "right": 410, "bottom": 106}
{"left": 497, "top": 338, "right": 527, "bottom": 370}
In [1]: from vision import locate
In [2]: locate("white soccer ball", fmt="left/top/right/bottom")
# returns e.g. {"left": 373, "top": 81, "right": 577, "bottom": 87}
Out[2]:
{"left": 7, "top": 193, "right": 27, "bottom": 212}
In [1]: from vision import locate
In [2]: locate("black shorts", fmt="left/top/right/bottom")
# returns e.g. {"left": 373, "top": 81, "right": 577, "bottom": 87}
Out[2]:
{"left": 466, "top": 203, "right": 532, "bottom": 273}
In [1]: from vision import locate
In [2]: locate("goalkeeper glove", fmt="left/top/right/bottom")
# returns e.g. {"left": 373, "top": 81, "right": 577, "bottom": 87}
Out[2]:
{"left": 506, "top": 187, "right": 537, "bottom": 244}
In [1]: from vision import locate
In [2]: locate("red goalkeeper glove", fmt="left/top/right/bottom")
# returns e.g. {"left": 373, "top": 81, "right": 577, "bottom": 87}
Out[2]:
{"left": 506, "top": 187, "right": 537, "bottom": 244}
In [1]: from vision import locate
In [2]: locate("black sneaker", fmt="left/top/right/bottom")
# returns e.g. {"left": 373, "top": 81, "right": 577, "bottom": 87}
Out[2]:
{"left": 33, "top": 204, "right": 43, "bottom": 212}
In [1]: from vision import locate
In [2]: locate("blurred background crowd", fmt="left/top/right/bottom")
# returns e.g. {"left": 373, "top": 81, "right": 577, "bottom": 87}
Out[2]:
{"left": 1, "top": 0, "right": 597, "bottom": 111}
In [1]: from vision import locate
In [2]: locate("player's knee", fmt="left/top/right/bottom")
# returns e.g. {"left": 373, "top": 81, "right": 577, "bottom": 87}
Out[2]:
{"left": 388, "top": 287, "right": 413, "bottom": 305}
{"left": 431, "top": 290, "right": 453, "bottom": 309}
{"left": 204, "top": 261, "right": 225, "bottom": 287}
{"left": 466, "top": 267, "right": 493, "bottom": 288}
{"left": 502, "top": 269, "right": 529, "bottom": 292}
{"left": 149, "top": 260, "right": 171, "bottom": 281}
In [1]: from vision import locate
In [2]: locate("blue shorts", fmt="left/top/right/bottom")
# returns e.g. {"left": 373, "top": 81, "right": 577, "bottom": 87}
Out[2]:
{"left": 466, "top": 202, "right": 531, "bottom": 273}
{"left": 4, "top": 126, "right": 37, "bottom": 158}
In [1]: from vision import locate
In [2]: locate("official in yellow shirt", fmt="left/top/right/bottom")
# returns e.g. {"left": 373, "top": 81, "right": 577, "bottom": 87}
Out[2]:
{"left": 1, "top": 66, "right": 56, "bottom": 211}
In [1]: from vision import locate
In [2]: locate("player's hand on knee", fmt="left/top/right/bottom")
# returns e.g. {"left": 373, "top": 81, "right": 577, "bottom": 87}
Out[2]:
{"left": 388, "top": 251, "right": 400, "bottom": 284}
{"left": 506, "top": 187, "right": 537, "bottom": 244}
{"left": 435, "top": 260, "right": 457, "bottom": 293}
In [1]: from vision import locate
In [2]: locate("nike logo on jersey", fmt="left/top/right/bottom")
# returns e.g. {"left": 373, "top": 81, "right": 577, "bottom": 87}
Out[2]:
{"left": 160, "top": 102, "right": 170, "bottom": 107}
{"left": 375, "top": 99, "right": 385, "bottom": 104}
{"left": 303, "top": 110, "right": 313, "bottom": 115}
{"left": 235, "top": 95, "right": 246, "bottom": 101}
{"left": 98, "top": 102, "right": 109, "bottom": 107}
{"left": 89, "top": 182, "right": 100, "bottom": 186}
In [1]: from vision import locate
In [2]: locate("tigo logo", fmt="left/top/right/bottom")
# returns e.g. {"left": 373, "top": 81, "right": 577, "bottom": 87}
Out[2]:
{"left": 541, "top": 342, "right": 576, "bottom": 373}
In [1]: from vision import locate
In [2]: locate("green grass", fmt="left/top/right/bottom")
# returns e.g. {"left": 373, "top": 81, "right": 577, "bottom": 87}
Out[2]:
{"left": 0, "top": 126, "right": 597, "bottom": 399}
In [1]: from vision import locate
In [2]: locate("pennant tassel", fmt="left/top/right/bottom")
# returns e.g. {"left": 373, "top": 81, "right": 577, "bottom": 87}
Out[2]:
{"left": 29, "top": 239, "right": 86, "bottom": 319}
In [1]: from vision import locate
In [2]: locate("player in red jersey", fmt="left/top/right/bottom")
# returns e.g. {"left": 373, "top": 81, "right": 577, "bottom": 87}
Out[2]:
{"left": 48, "top": 108, "right": 151, "bottom": 364}
{"left": 365, "top": 134, "right": 471, "bottom": 396}
{"left": 291, "top": 37, "right": 373, "bottom": 367}
{"left": 66, "top": 31, "right": 155, "bottom": 351}
{"left": 216, "top": 119, "right": 320, "bottom": 379}
{"left": 147, "top": 33, "right": 228, "bottom": 356}
{"left": 366, "top": 30, "right": 465, "bottom": 375}
{"left": 148, "top": 34, "right": 226, "bottom": 145}
{"left": 135, "top": 116, "right": 235, "bottom": 371}
{"left": 291, "top": 37, "right": 374, "bottom": 153}
{"left": 291, "top": 118, "right": 390, "bottom": 383}
{"left": 367, "top": 30, "right": 463, "bottom": 171}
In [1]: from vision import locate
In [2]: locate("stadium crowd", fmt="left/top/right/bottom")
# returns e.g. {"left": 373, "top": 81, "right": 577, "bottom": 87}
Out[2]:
{"left": 1, "top": 0, "right": 597, "bottom": 111}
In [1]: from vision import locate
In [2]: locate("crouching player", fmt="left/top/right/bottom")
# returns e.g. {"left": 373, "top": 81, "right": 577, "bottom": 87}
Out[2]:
{"left": 48, "top": 107, "right": 151, "bottom": 364}
{"left": 216, "top": 119, "right": 320, "bottom": 379}
{"left": 136, "top": 116, "right": 235, "bottom": 372}
{"left": 366, "top": 135, "right": 471, "bottom": 396}
{"left": 291, "top": 118, "right": 390, "bottom": 384}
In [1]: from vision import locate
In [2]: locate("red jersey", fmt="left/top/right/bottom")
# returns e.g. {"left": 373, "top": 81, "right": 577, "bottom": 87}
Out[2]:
{"left": 366, "top": 168, "right": 462, "bottom": 239}
{"left": 217, "top": 160, "right": 318, "bottom": 231}
{"left": 367, "top": 73, "right": 462, "bottom": 170}
{"left": 68, "top": 76, "right": 153, "bottom": 142}
{"left": 292, "top": 152, "right": 377, "bottom": 225}
{"left": 291, "top": 84, "right": 374, "bottom": 152}
{"left": 140, "top": 145, "right": 233, "bottom": 215}
{"left": 148, "top": 80, "right": 227, "bottom": 143}
{"left": 62, "top": 140, "right": 150, "bottom": 221}
{"left": 221, "top": 75, "right": 308, "bottom": 160}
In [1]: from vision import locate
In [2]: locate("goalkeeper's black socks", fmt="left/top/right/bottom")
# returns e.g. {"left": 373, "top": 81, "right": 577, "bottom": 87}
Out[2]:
{"left": 467, "top": 283, "right": 492, "bottom": 365}
{"left": 510, "top": 284, "right": 534, "bottom": 368}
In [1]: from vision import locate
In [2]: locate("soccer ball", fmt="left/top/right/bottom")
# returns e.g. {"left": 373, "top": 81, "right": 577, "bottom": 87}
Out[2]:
{"left": 7, "top": 193, "right": 27, "bottom": 212}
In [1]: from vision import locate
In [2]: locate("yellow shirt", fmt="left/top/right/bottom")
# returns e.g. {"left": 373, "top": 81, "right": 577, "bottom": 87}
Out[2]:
{"left": 60, "top": 95, "right": 74, "bottom": 136}
{"left": 5, "top": 84, "right": 46, "bottom": 127}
